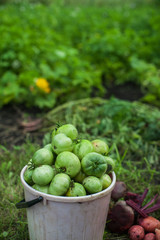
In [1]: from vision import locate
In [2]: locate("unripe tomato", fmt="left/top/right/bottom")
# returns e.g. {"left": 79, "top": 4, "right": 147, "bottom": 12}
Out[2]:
{"left": 55, "top": 151, "right": 81, "bottom": 178}
{"left": 66, "top": 182, "right": 86, "bottom": 197}
{"left": 24, "top": 168, "right": 34, "bottom": 186}
{"left": 92, "top": 139, "right": 109, "bottom": 155}
{"left": 104, "top": 156, "right": 115, "bottom": 173}
{"left": 56, "top": 124, "right": 78, "bottom": 140}
{"left": 32, "top": 148, "right": 54, "bottom": 167}
{"left": 49, "top": 173, "right": 71, "bottom": 196}
{"left": 83, "top": 176, "right": 102, "bottom": 194}
{"left": 100, "top": 174, "right": 112, "bottom": 190}
{"left": 51, "top": 133, "right": 73, "bottom": 154}
{"left": 81, "top": 152, "right": 107, "bottom": 177}
{"left": 44, "top": 143, "right": 54, "bottom": 153}
{"left": 32, "top": 165, "right": 55, "bottom": 186}
{"left": 73, "top": 139, "right": 93, "bottom": 160}
{"left": 74, "top": 170, "right": 86, "bottom": 183}
{"left": 32, "top": 184, "right": 49, "bottom": 194}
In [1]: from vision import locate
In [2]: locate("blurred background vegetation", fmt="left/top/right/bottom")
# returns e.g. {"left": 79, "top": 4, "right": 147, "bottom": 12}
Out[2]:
{"left": 0, "top": 0, "right": 160, "bottom": 109}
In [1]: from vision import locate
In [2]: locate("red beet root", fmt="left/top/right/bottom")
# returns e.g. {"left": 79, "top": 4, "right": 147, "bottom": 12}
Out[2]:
{"left": 144, "top": 233, "right": 156, "bottom": 240}
{"left": 128, "top": 225, "right": 145, "bottom": 240}
{"left": 111, "top": 181, "right": 127, "bottom": 201}
{"left": 107, "top": 200, "right": 134, "bottom": 233}
{"left": 138, "top": 216, "right": 160, "bottom": 233}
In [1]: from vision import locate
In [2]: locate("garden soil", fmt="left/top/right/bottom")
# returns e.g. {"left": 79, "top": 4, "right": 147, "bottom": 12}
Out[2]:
{"left": 0, "top": 83, "right": 143, "bottom": 148}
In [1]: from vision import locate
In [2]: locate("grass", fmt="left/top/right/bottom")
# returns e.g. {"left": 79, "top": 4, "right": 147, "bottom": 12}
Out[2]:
{"left": 0, "top": 98, "right": 160, "bottom": 239}
{"left": 0, "top": 142, "right": 39, "bottom": 240}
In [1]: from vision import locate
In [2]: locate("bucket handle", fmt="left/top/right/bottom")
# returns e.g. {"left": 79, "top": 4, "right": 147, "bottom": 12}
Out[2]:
{"left": 16, "top": 196, "right": 43, "bottom": 209}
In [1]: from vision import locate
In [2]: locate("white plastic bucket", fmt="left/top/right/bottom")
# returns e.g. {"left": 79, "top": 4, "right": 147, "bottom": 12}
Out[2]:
{"left": 20, "top": 165, "right": 116, "bottom": 240}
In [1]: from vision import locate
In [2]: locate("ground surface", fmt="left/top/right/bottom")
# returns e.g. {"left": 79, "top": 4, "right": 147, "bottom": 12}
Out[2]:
{"left": 0, "top": 83, "right": 143, "bottom": 147}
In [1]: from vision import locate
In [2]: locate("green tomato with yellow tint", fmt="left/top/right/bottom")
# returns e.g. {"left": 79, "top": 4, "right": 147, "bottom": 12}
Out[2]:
{"left": 92, "top": 139, "right": 109, "bottom": 155}
{"left": 32, "top": 184, "right": 49, "bottom": 194}
{"left": 32, "top": 148, "right": 54, "bottom": 167}
{"left": 83, "top": 176, "right": 102, "bottom": 194}
{"left": 55, "top": 151, "right": 81, "bottom": 178}
{"left": 81, "top": 152, "right": 107, "bottom": 178}
{"left": 73, "top": 140, "right": 93, "bottom": 160}
{"left": 100, "top": 174, "right": 112, "bottom": 190}
{"left": 49, "top": 173, "right": 71, "bottom": 196}
{"left": 32, "top": 165, "right": 54, "bottom": 186}
{"left": 66, "top": 182, "right": 86, "bottom": 197}
{"left": 51, "top": 133, "right": 73, "bottom": 155}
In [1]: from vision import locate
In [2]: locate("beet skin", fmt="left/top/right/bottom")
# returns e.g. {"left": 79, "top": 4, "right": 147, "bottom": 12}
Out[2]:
{"left": 128, "top": 225, "right": 145, "bottom": 240}
{"left": 144, "top": 233, "right": 156, "bottom": 240}
{"left": 138, "top": 216, "right": 160, "bottom": 233}
{"left": 111, "top": 181, "right": 127, "bottom": 201}
{"left": 107, "top": 200, "right": 134, "bottom": 233}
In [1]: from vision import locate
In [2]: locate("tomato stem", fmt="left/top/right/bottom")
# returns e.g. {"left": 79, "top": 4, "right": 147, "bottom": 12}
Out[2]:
{"left": 60, "top": 167, "right": 66, "bottom": 173}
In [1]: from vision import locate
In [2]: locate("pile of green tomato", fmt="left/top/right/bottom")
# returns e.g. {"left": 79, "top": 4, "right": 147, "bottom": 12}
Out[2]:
{"left": 24, "top": 124, "right": 115, "bottom": 197}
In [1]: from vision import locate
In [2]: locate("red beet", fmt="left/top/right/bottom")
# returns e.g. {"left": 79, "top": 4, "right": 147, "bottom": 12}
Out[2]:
{"left": 107, "top": 200, "right": 134, "bottom": 233}
{"left": 138, "top": 216, "right": 160, "bottom": 233}
{"left": 144, "top": 233, "right": 156, "bottom": 240}
{"left": 155, "top": 228, "right": 160, "bottom": 240}
{"left": 128, "top": 225, "right": 145, "bottom": 240}
{"left": 111, "top": 181, "right": 127, "bottom": 201}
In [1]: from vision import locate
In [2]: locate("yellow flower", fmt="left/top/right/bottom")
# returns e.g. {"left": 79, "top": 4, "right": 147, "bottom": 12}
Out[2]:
{"left": 35, "top": 78, "right": 51, "bottom": 93}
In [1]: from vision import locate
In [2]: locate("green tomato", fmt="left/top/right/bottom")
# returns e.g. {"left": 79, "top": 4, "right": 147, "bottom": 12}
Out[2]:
{"left": 32, "top": 184, "right": 49, "bottom": 194}
{"left": 66, "top": 182, "right": 86, "bottom": 197}
{"left": 74, "top": 170, "right": 86, "bottom": 183}
{"left": 52, "top": 165, "right": 58, "bottom": 176}
{"left": 32, "top": 148, "right": 54, "bottom": 167}
{"left": 56, "top": 124, "right": 78, "bottom": 140}
{"left": 51, "top": 128, "right": 57, "bottom": 139}
{"left": 24, "top": 168, "right": 34, "bottom": 186}
{"left": 92, "top": 139, "right": 109, "bottom": 155}
{"left": 100, "top": 174, "right": 112, "bottom": 190}
{"left": 44, "top": 143, "right": 53, "bottom": 153}
{"left": 32, "top": 165, "right": 54, "bottom": 186}
{"left": 49, "top": 173, "right": 71, "bottom": 196}
{"left": 104, "top": 156, "right": 116, "bottom": 173}
{"left": 83, "top": 176, "right": 102, "bottom": 194}
{"left": 51, "top": 133, "right": 73, "bottom": 155}
{"left": 81, "top": 152, "right": 107, "bottom": 178}
{"left": 73, "top": 140, "right": 93, "bottom": 160}
{"left": 55, "top": 151, "right": 81, "bottom": 178}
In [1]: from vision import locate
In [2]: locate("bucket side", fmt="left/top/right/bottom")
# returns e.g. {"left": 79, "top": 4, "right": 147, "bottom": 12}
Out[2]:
{"left": 25, "top": 189, "right": 111, "bottom": 240}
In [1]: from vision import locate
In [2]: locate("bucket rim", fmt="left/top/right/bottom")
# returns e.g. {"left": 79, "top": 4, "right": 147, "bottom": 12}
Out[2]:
{"left": 21, "top": 165, "right": 116, "bottom": 203}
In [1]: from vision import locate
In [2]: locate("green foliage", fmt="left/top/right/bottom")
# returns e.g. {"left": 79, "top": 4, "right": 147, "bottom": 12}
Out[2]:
{"left": 0, "top": 2, "right": 160, "bottom": 108}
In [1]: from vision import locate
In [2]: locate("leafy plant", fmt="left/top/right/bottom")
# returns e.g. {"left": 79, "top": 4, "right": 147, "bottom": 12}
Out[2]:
{"left": 0, "top": 2, "right": 160, "bottom": 109}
